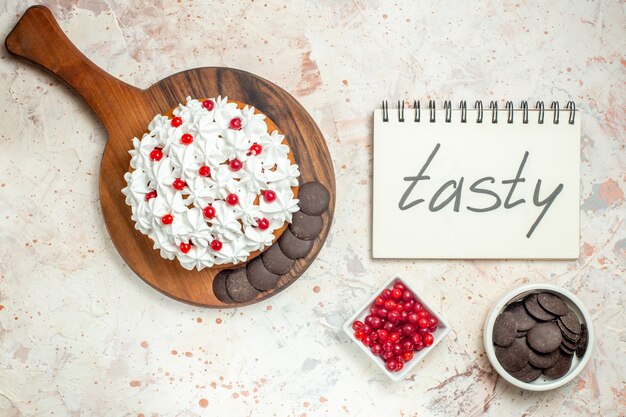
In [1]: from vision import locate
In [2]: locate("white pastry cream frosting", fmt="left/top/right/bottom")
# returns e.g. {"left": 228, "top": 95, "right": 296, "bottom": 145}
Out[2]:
{"left": 122, "top": 96, "right": 300, "bottom": 270}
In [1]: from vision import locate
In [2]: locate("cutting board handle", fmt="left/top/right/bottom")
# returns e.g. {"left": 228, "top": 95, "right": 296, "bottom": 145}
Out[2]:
{"left": 5, "top": 5, "right": 143, "bottom": 131}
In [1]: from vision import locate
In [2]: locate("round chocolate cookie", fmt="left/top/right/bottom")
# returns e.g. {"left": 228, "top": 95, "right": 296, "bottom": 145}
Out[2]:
{"left": 298, "top": 182, "right": 330, "bottom": 215}
{"left": 495, "top": 337, "right": 530, "bottom": 372}
{"left": 289, "top": 211, "right": 323, "bottom": 241}
{"left": 506, "top": 302, "right": 537, "bottom": 331}
{"left": 261, "top": 243, "right": 295, "bottom": 275}
{"left": 561, "top": 337, "right": 576, "bottom": 351}
{"left": 528, "top": 347, "right": 561, "bottom": 369}
{"left": 509, "top": 363, "right": 543, "bottom": 383}
{"left": 537, "top": 292, "right": 569, "bottom": 316}
{"left": 559, "top": 309, "right": 581, "bottom": 334}
{"left": 226, "top": 268, "right": 259, "bottom": 303}
{"left": 246, "top": 256, "right": 281, "bottom": 291}
{"left": 212, "top": 270, "right": 234, "bottom": 303}
{"left": 543, "top": 351, "right": 573, "bottom": 379}
{"left": 524, "top": 294, "right": 555, "bottom": 321}
{"left": 278, "top": 227, "right": 313, "bottom": 259}
{"left": 576, "top": 324, "right": 588, "bottom": 358}
{"left": 527, "top": 322, "right": 562, "bottom": 353}
{"left": 557, "top": 320, "right": 580, "bottom": 343}
{"left": 493, "top": 311, "right": 517, "bottom": 347}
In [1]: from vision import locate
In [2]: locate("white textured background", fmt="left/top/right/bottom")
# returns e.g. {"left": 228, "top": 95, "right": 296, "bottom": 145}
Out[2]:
{"left": 0, "top": 1, "right": 624, "bottom": 416}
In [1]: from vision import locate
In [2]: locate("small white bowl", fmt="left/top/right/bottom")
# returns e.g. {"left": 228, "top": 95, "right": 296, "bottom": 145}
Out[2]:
{"left": 483, "top": 283, "right": 594, "bottom": 391}
{"left": 343, "top": 274, "right": 451, "bottom": 381}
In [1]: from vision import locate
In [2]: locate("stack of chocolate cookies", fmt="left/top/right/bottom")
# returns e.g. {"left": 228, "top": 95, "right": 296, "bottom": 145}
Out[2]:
{"left": 492, "top": 291, "right": 588, "bottom": 383}
{"left": 212, "top": 182, "right": 330, "bottom": 304}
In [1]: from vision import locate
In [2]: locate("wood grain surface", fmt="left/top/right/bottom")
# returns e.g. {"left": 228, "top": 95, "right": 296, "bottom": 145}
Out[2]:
{"left": 5, "top": 5, "right": 335, "bottom": 307}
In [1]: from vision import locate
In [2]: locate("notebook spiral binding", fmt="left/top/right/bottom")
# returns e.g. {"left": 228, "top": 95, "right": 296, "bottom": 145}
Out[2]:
{"left": 381, "top": 100, "right": 576, "bottom": 125}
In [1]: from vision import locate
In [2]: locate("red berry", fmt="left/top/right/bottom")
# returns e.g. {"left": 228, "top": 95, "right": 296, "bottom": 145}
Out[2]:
{"left": 229, "top": 117, "right": 242, "bottom": 130}
{"left": 408, "top": 313, "right": 419, "bottom": 324}
{"left": 263, "top": 190, "right": 277, "bottom": 203}
{"left": 402, "top": 351, "right": 414, "bottom": 362}
{"left": 428, "top": 317, "right": 438, "bottom": 328}
{"left": 374, "top": 296, "right": 385, "bottom": 307}
{"left": 429, "top": 325, "right": 438, "bottom": 333}
{"left": 382, "top": 341, "right": 394, "bottom": 352}
{"left": 402, "top": 290, "right": 414, "bottom": 301}
{"left": 395, "top": 360, "right": 404, "bottom": 372}
{"left": 377, "top": 308, "right": 389, "bottom": 319}
{"left": 364, "top": 315, "right": 373, "bottom": 326}
{"left": 401, "top": 340, "right": 414, "bottom": 352}
{"left": 414, "top": 342, "right": 424, "bottom": 351}
{"left": 198, "top": 165, "right": 211, "bottom": 177}
{"left": 401, "top": 324, "right": 415, "bottom": 336}
{"left": 362, "top": 324, "right": 372, "bottom": 335}
{"left": 417, "top": 318, "right": 430, "bottom": 329}
{"left": 370, "top": 316, "right": 382, "bottom": 329}
{"left": 381, "top": 289, "right": 392, "bottom": 299}
{"left": 399, "top": 311, "right": 409, "bottom": 323}
{"left": 179, "top": 242, "right": 191, "bottom": 253}
{"left": 423, "top": 333, "right": 434, "bottom": 347}
{"left": 377, "top": 329, "right": 388, "bottom": 342}
{"left": 385, "top": 359, "right": 398, "bottom": 372}
{"left": 354, "top": 330, "right": 364, "bottom": 340}
{"left": 413, "top": 303, "right": 424, "bottom": 313}
{"left": 391, "top": 288, "right": 403, "bottom": 299}
{"left": 369, "top": 306, "right": 379, "bottom": 316}
{"left": 203, "top": 205, "right": 216, "bottom": 219}
{"left": 226, "top": 193, "right": 239, "bottom": 206}
{"left": 418, "top": 310, "right": 431, "bottom": 319}
{"left": 382, "top": 321, "right": 395, "bottom": 332}
{"left": 149, "top": 148, "right": 163, "bottom": 161}
{"left": 202, "top": 99, "right": 214, "bottom": 111}
{"left": 389, "top": 332, "right": 401, "bottom": 344}
{"left": 210, "top": 239, "right": 222, "bottom": 251}
{"left": 229, "top": 159, "right": 243, "bottom": 171}
{"left": 393, "top": 282, "right": 406, "bottom": 291}
{"left": 371, "top": 344, "right": 383, "bottom": 356}
{"left": 249, "top": 143, "right": 262, "bottom": 156}
{"left": 393, "top": 344, "right": 403, "bottom": 356}
{"left": 352, "top": 320, "right": 363, "bottom": 331}
{"left": 173, "top": 178, "right": 186, "bottom": 190}
{"left": 161, "top": 214, "right": 173, "bottom": 224}
{"left": 384, "top": 299, "right": 396, "bottom": 310}
{"left": 403, "top": 301, "right": 414, "bottom": 312}
{"left": 362, "top": 336, "right": 373, "bottom": 347}
{"left": 418, "top": 327, "right": 430, "bottom": 336}
{"left": 256, "top": 218, "right": 270, "bottom": 230}
{"left": 395, "top": 302, "right": 404, "bottom": 312}
{"left": 382, "top": 351, "right": 394, "bottom": 361}
{"left": 181, "top": 133, "right": 193, "bottom": 145}
{"left": 145, "top": 190, "right": 157, "bottom": 201}
{"left": 387, "top": 310, "right": 400, "bottom": 323}
{"left": 171, "top": 116, "right": 183, "bottom": 127}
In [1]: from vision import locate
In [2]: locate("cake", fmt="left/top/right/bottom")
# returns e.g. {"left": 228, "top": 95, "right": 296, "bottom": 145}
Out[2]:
{"left": 122, "top": 96, "right": 301, "bottom": 271}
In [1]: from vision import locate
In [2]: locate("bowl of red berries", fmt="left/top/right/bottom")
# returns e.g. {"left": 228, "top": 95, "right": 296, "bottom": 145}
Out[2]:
{"left": 343, "top": 275, "right": 451, "bottom": 381}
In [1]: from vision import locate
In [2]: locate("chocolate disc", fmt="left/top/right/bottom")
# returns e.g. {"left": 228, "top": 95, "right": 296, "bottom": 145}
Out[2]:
{"left": 278, "top": 227, "right": 313, "bottom": 259}
{"left": 495, "top": 337, "right": 530, "bottom": 372}
{"left": 528, "top": 348, "right": 561, "bottom": 368}
{"left": 509, "top": 363, "right": 543, "bottom": 383}
{"left": 557, "top": 320, "right": 580, "bottom": 343}
{"left": 543, "top": 351, "right": 573, "bottom": 379}
{"left": 527, "top": 322, "right": 562, "bottom": 353}
{"left": 212, "top": 270, "right": 234, "bottom": 303}
{"left": 289, "top": 211, "right": 323, "bottom": 241}
{"left": 516, "top": 330, "right": 528, "bottom": 338}
{"left": 493, "top": 311, "right": 517, "bottom": 347}
{"left": 226, "top": 268, "right": 259, "bottom": 303}
{"left": 561, "top": 337, "right": 576, "bottom": 351}
{"left": 560, "top": 344, "right": 575, "bottom": 355}
{"left": 506, "top": 302, "right": 538, "bottom": 331}
{"left": 576, "top": 324, "right": 588, "bottom": 358}
{"left": 559, "top": 309, "right": 581, "bottom": 334}
{"left": 246, "top": 256, "right": 281, "bottom": 291}
{"left": 261, "top": 243, "right": 295, "bottom": 275}
{"left": 298, "top": 182, "right": 330, "bottom": 215}
{"left": 524, "top": 294, "right": 555, "bottom": 321}
{"left": 537, "top": 292, "right": 569, "bottom": 316}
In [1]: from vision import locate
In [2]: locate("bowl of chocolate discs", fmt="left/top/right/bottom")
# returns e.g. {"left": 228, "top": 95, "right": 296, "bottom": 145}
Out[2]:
{"left": 483, "top": 283, "right": 593, "bottom": 391}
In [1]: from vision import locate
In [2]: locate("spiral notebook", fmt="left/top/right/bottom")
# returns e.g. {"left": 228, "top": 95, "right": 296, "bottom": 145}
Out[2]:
{"left": 373, "top": 101, "right": 580, "bottom": 259}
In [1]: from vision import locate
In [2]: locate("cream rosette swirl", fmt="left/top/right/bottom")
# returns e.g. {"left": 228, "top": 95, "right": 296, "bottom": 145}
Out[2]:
{"left": 122, "top": 96, "right": 300, "bottom": 271}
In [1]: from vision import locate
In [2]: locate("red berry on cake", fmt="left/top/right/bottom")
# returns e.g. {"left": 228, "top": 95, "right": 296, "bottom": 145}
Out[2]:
{"left": 210, "top": 239, "right": 222, "bottom": 251}
{"left": 181, "top": 133, "right": 193, "bottom": 145}
{"left": 229, "top": 117, "right": 242, "bottom": 130}
{"left": 256, "top": 218, "right": 270, "bottom": 230}
{"left": 149, "top": 148, "right": 163, "bottom": 161}
{"left": 145, "top": 190, "right": 157, "bottom": 201}
{"left": 202, "top": 99, "right": 214, "bottom": 111}
{"left": 226, "top": 193, "right": 239, "bottom": 206}
{"left": 161, "top": 214, "right": 173, "bottom": 225}
{"left": 198, "top": 165, "right": 211, "bottom": 177}
{"left": 249, "top": 143, "right": 262, "bottom": 156}
{"left": 172, "top": 178, "right": 186, "bottom": 190}
{"left": 203, "top": 205, "right": 216, "bottom": 219}
{"left": 171, "top": 116, "right": 183, "bottom": 127}
{"left": 229, "top": 159, "right": 243, "bottom": 171}
{"left": 263, "top": 190, "right": 276, "bottom": 203}
{"left": 180, "top": 242, "right": 191, "bottom": 253}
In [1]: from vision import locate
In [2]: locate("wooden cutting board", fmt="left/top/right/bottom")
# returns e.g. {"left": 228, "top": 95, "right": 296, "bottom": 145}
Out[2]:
{"left": 5, "top": 6, "right": 335, "bottom": 307}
